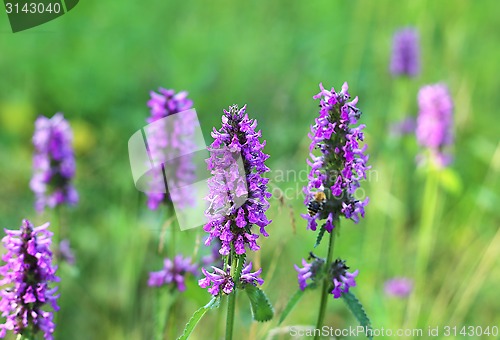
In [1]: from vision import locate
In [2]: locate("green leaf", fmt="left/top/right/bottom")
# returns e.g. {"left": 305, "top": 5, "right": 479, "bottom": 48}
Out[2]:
{"left": 314, "top": 224, "right": 327, "bottom": 248}
{"left": 342, "top": 291, "right": 373, "bottom": 340}
{"left": 278, "top": 289, "right": 304, "bottom": 325}
{"left": 244, "top": 285, "right": 274, "bottom": 322}
{"left": 177, "top": 297, "right": 219, "bottom": 340}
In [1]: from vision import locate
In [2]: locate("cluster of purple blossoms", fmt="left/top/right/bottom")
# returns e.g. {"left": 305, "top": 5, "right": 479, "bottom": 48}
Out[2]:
{"left": 145, "top": 88, "right": 196, "bottom": 210}
{"left": 203, "top": 105, "right": 271, "bottom": 256}
{"left": 416, "top": 83, "right": 454, "bottom": 167}
{"left": 330, "top": 259, "right": 358, "bottom": 298}
{"left": 384, "top": 277, "right": 413, "bottom": 298}
{"left": 390, "top": 27, "right": 420, "bottom": 77}
{"left": 30, "top": 113, "right": 78, "bottom": 213}
{"left": 199, "top": 262, "right": 264, "bottom": 296}
{"left": 302, "top": 83, "right": 370, "bottom": 232}
{"left": 295, "top": 254, "right": 325, "bottom": 290}
{"left": 0, "top": 220, "right": 59, "bottom": 339}
{"left": 295, "top": 256, "right": 357, "bottom": 299}
{"left": 148, "top": 255, "right": 197, "bottom": 292}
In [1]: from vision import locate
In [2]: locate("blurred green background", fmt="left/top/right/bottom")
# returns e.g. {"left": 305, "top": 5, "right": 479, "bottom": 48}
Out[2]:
{"left": 1, "top": 0, "right": 499, "bottom": 339}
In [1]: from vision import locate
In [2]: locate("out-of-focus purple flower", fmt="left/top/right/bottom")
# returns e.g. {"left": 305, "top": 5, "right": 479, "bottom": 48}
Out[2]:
{"left": 416, "top": 83, "right": 454, "bottom": 167}
{"left": 330, "top": 259, "right": 358, "bottom": 299}
{"left": 148, "top": 255, "right": 197, "bottom": 292}
{"left": 294, "top": 254, "right": 325, "bottom": 291}
{"left": 0, "top": 220, "right": 59, "bottom": 339}
{"left": 58, "top": 239, "right": 75, "bottom": 265}
{"left": 199, "top": 261, "right": 263, "bottom": 296}
{"left": 384, "top": 277, "right": 413, "bottom": 298}
{"left": 201, "top": 239, "right": 224, "bottom": 269}
{"left": 145, "top": 88, "right": 196, "bottom": 210}
{"left": 30, "top": 113, "right": 78, "bottom": 213}
{"left": 390, "top": 27, "right": 420, "bottom": 77}
{"left": 389, "top": 117, "right": 416, "bottom": 137}
{"left": 303, "top": 83, "right": 370, "bottom": 232}
{"left": 203, "top": 105, "right": 271, "bottom": 256}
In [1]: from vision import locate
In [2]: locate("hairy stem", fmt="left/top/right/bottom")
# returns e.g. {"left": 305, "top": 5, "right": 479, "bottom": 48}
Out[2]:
{"left": 225, "top": 254, "right": 237, "bottom": 340}
{"left": 314, "top": 230, "right": 336, "bottom": 339}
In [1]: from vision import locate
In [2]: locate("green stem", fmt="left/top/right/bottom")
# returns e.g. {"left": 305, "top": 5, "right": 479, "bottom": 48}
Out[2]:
{"left": 161, "top": 203, "right": 177, "bottom": 339}
{"left": 314, "top": 230, "right": 336, "bottom": 339}
{"left": 225, "top": 254, "right": 238, "bottom": 340}
{"left": 406, "top": 168, "right": 440, "bottom": 327}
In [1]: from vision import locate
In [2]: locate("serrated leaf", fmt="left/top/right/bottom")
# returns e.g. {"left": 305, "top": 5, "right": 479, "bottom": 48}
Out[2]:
{"left": 314, "top": 224, "right": 327, "bottom": 248}
{"left": 244, "top": 285, "right": 274, "bottom": 322}
{"left": 278, "top": 289, "right": 304, "bottom": 325}
{"left": 342, "top": 291, "right": 373, "bottom": 340}
{"left": 177, "top": 297, "right": 219, "bottom": 340}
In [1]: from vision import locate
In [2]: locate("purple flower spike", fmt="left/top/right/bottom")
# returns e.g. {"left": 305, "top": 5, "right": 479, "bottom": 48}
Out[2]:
{"left": 31, "top": 113, "right": 78, "bottom": 213}
{"left": 0, "top": 220, "right": 59, "bottom": 340}
{"left": 145, "top": 88, "right": 196, "bottom": 210}
{"left": 416, "top": 83, "right": 454, "bottom": 167}
{"left": 390, "top": 27, "right": 420, "bottom": 77}
{"left": 330, "top": 259, "right": 358, "bottom": 299}
{"left": 199, "top": 261, "right": 264, "bottom": 296}
{"left": 148, "top": 254, "right": 197, "bottom": 292}
{"left": 204, "top": 105, "right": 271, "bottom": 255}
{"left": 303, "top": 83, "right": 370, "bottom": 231}
{"left": 384, "top": 277, "right": 413, "bottom": 298}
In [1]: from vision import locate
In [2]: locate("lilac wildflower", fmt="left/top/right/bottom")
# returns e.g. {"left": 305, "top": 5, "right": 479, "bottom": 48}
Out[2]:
{"left": 294, "top": 256, "right": 357, "bottom": 299}
{"left": 416, "top": 83, "right": 454, "bottom": 167}
{"left": 148, "top": 254, "right": 197, "bottom": 292}
{"left": 203, "top": 105, "right": 271, "bottom": 256}
{"left": 199, "top": 261, "right": 263, "bottom": 296}
{"left": 294, "top": 253, "right": 325, "bottom": 291}
{"left": 330, "top": 259, "right": 358, "bottom": 299}
{"left": 384, "top": 277, "right": 413, "bottom": 298}
{"left": 0, "top": 220, "right": 59, "bottom": 339}
{"left": 145, "top": 88, "right": 196, "bottom": 210}
{"left": 390, "top": 27, "right": 420, "bottom": 77}
{"left": 303, "top": 83, "right": 370, "bottom": 232}
{"left": 30, "top": 113, "right": 78, "bottom": 213}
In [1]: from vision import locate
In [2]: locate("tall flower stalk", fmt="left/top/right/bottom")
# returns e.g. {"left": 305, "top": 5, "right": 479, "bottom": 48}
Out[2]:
{"left": 180, "top": 105, "right": 273, "bottom": 340}
{"left": 0, "top": 220, "right": 59, "bottom": 340}
{"left": 282, "top": 83, "right": 371, "bottom": 335}
{"left": 407, "top": 83, "right": 454, "bottom": 327}
{"left": 31, "top": 113, "right": 77, "bottom": 264}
